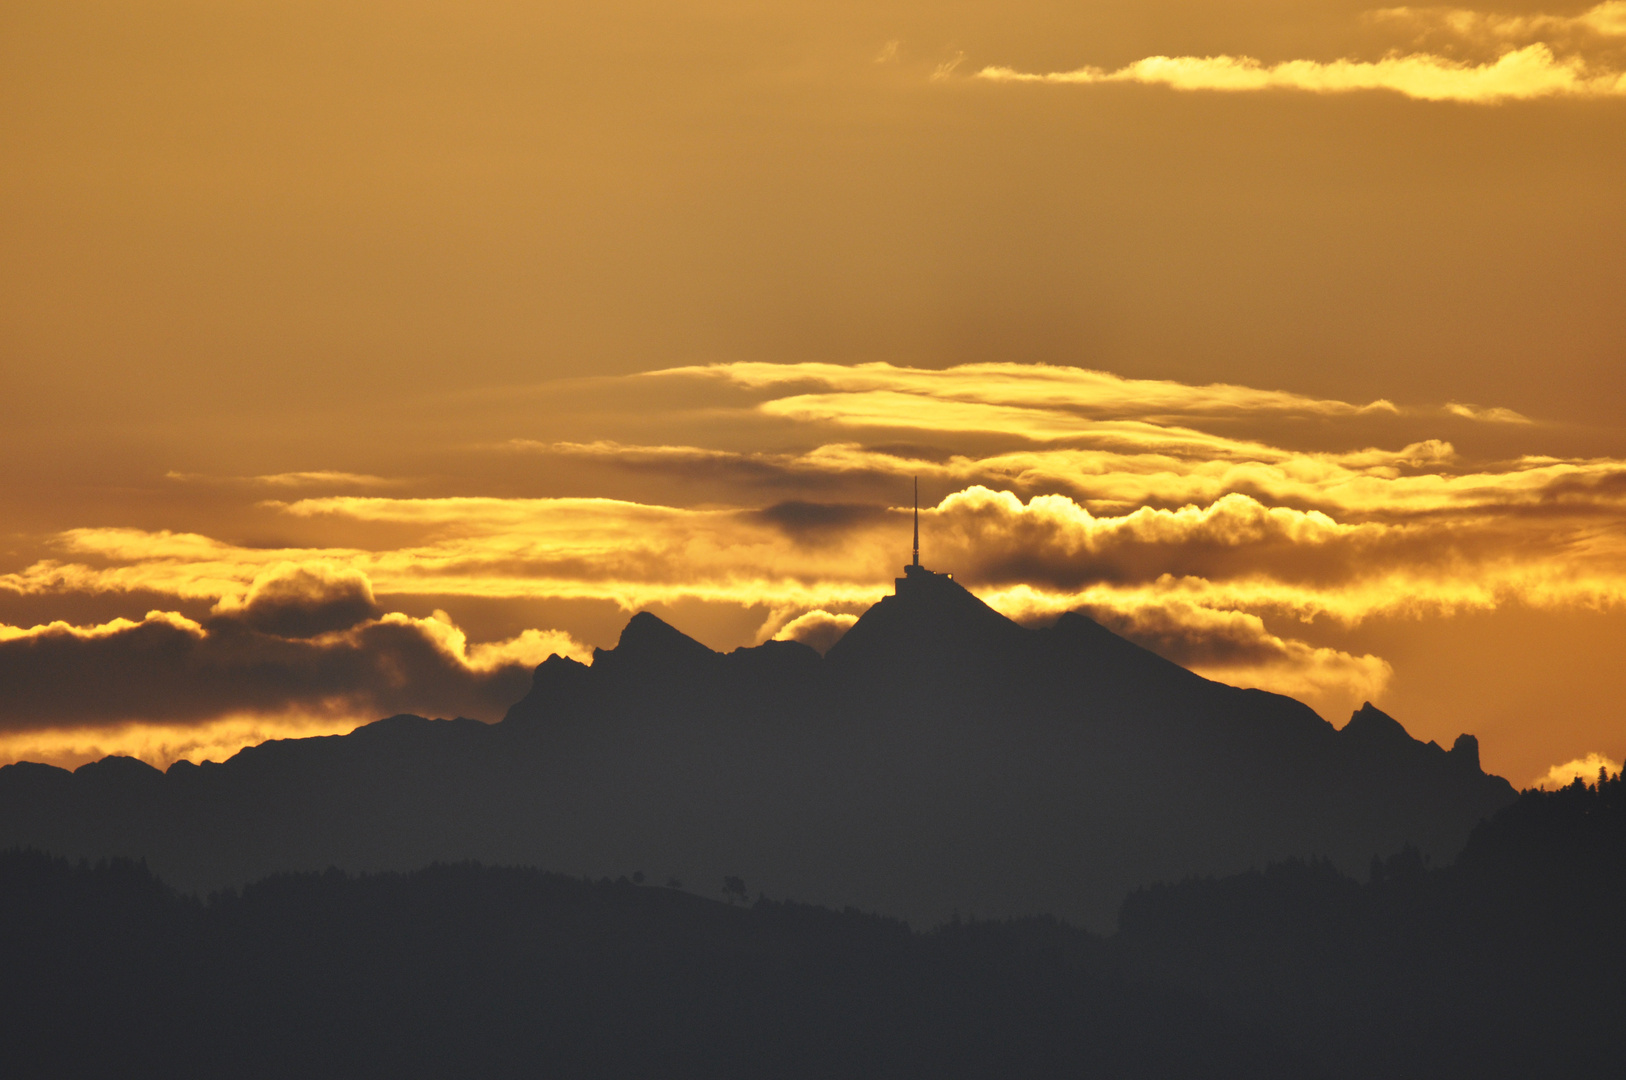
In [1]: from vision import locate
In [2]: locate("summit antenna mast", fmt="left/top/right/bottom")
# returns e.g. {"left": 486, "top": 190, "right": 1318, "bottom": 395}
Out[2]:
{"left": 912, "top": 477, "right": 920, "bottom": 567}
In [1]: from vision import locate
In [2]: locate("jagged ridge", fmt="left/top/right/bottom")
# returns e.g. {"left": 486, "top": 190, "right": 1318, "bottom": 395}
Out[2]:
{"left": 0, "top": 572, "right": 1513, "bottom": 929}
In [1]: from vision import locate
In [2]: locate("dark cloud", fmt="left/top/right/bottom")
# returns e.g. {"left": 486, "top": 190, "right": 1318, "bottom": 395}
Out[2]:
{"left": 754, "top": 501, "right": 889, "bottom": 540}
{"left": 211, "top": 563, "right": 382, "bottom": 638}
{"left": 1063, "top": 601, "right": 1391, "bottom": 708}
{"left": 924, "top": 488, "right": 1618, "bottom": 601}
{"left": 0, "top": 613, "right": 536, "bottom": 733}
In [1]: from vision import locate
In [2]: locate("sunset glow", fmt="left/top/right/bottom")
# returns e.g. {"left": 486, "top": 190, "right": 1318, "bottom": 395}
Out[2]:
{"left": 2, "top": 0, "right": 1622, "bottom": 783}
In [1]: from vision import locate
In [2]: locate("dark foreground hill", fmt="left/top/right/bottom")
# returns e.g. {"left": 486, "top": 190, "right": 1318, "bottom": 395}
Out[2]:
{"left": 2, "top": 775, "right": 1619, "bottom": 1080}
{"left": 0, "top": 568, "right": 1514, "bottom": 928}
{"left": 1114, "top": 771, "right": 1626, "bottom": 1080}
{"left": 0, "top": 851, "right": 1309, "bottom": 1080}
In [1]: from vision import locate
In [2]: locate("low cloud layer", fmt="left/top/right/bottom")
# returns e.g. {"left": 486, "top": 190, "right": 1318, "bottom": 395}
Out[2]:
{"left": 0, "top": 562, "right": 589, "bottom": 767}
{"left": 5, "top": 359, "right": 1624, "bottom": 770}
{"left": 19, "top": 476, "right": 1623, "bottom": 625}
{"left": 1074, "top": 599, "right": 1394, "bottom": 707}
{"left": 975, "top": 4, "right": 1626, "bottom": 102}
{"left": 8, "top": 471, "right": 1618, "bottom": 728}
{"left": 774, "top": 610, "right": 860, "bottom": 655}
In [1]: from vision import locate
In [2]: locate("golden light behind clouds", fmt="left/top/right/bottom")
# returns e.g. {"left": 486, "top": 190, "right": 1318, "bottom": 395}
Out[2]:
{"left": 5, "top": 360, "right": 1625, "bottom": 777}
{"left": 1, "top": 1, "right": 1622, "bottom": 781}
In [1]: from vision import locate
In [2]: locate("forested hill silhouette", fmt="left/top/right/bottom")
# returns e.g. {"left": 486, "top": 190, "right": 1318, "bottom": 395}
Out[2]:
{"left": 0, "top": 851, "right": 1313, "bottom": 1080}
{"left": 2, "top": 777, "right": 1616, "bottom": 1079}
{"left": 0, "top": 570, "right": 1513, "bottom": 928}
{"left": 1113, "top": 771, "right": 1626, "bottom": 1079}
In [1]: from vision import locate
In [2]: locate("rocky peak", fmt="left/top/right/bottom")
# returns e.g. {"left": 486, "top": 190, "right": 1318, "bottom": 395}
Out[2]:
{"left": 1340, "top": 702, "right": 1416, "bottom": 748}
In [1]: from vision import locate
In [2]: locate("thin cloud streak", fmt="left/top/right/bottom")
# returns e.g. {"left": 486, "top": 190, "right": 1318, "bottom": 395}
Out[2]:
{"left": 974, "top": 3, "right": 1626, "bottom": 102}
{"left": 166, "top": 470, "right": 400, "bottom": 488}
{"left": 1446, "top": 402, "right": 1531, "bottom": 424}
{"left": 977, "top": 44, "right": 1626, "bottom": 102}
{"left": 664, "top": 361, "right": 1401, "bottom": 419}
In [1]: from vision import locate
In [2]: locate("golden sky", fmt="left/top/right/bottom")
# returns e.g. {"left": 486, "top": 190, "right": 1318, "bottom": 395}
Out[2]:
{"left": 2, "top": 1, "right": 1623, "bottom": 787}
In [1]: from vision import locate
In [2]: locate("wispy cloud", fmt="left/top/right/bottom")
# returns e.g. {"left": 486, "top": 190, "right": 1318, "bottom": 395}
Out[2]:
{"left": 652, "top": 362, "right": 1545, "bottom": 453}
{"left": 166, "top": 470, "right": 399, "bottom": 488}
{"left": 666, "top": 361, "right": 1401, "bottom": 419}
{"left": 1371, "top": 2, "right": 1626, "bottom": 44}
{"left": 1445, "top": 401, "right": 1531, "bottom": 423}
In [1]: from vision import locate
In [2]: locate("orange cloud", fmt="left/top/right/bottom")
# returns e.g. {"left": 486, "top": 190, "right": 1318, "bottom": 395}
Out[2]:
{"left": 1445, "top": 402, "right": 1531, "bottom": 423}
{"left": 166, "top": 470, "right": 399, "bottom": 488}
{"left": 538, "top": 432, "right": 1626, "bottom": 530}
{"left": 1532, "top": 752, "right": 1623, "bottom": 790}
{"left": 9, "top": 469, "right": 1626, "bottom": 654}
{"left": 6, "top": 475, "right": 1620, "bottom": 721}
{"left": 665, "top": 361, "right": 1400, "bottom": 420}
{"left": 9, "top": 362, "right": 1623, "bottom": 745}
{"left": 0, "top": 715, "right": 369, "bottom": 773}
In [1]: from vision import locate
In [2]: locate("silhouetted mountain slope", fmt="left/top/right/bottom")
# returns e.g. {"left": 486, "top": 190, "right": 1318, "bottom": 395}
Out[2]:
{"left": 0, "top": 851, "right": 1314, "bottom": 1080}
{"left": 1114, "top": 772, "right": 1626, "bottom": 1080}
{"left": 0, "top": 570, "right": 1513, "bottom": 927}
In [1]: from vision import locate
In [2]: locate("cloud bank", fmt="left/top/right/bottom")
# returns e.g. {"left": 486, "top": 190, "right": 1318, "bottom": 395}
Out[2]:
{"left": 0, "top": 562, "right": 589, "bottom": 768}
{"left": 6, "top": 359, "right": 1623, "bottom": 768}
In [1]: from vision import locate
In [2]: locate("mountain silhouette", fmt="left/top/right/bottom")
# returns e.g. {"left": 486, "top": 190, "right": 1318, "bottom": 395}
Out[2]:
{"left": 0, "top": 568, "right": 1513, "bottom": 928}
